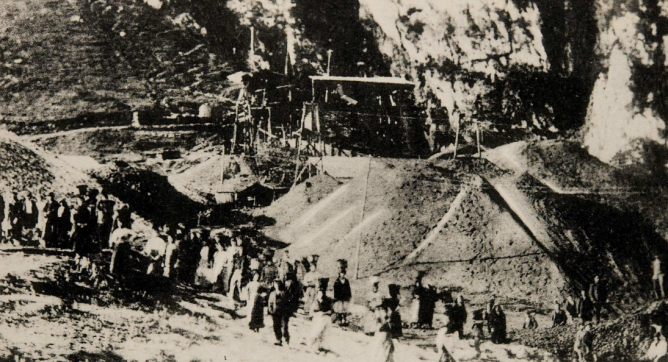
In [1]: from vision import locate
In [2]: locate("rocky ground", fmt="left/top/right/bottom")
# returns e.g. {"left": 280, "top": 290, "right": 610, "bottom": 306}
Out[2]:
{"left": 0, "top": 248, "right": 574, "bottom": 362}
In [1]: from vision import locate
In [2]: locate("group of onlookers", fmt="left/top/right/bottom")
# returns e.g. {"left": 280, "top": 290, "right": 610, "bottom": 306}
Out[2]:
{"left": 1, "top": 185, "right": 132, "bottom": 256}
{"left": 8, "top": 183, "right": 668, "bottom": 361}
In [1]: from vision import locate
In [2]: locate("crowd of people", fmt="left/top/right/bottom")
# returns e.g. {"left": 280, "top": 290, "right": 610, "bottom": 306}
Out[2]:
{"left": 1, "top": 185, "right": 132, "bottom": 269}
{"left": 5, "top": 184, "right": 668, "bottom": 361}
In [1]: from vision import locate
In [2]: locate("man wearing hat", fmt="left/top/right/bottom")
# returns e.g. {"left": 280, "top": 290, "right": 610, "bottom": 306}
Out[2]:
{"left": 21, "top": 192, "right": 38, "bottom": 240}
{"left": 261, "top": 250, "right": 279, "bottom": 289}
{"left": 278, "top": 250, "right": 294, "bottom": 281}
{"left": 95, "top": 194, "right": 116, "bottom": 249}
{"left": 268, "top": 278, "right": 290, "bottom": 346}
{"left": 76, "top": 184, "right": 88, "bottom": 200}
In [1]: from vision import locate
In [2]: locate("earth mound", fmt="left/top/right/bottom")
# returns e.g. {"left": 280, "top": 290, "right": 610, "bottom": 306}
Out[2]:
{"left": 0, "top": 131, "right": 91, "bottom": 196}
{"left": 263, "top": 142, "right": 668, "bottom": 305}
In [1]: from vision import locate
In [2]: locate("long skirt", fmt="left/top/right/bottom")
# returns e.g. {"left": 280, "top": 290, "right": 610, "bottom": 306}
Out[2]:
{"left": 229, "top": 269, "right": 243, "bottom": 302}
{"left": 409, "top": 299, "right": 420, "bottom": 324}
{"left": 72, "top": 227, "right": 96, "bottom": 256}
{"left": 247, "top": 297, "right": 265, "bottom": 330}
{"left": 435, "top": 327, "right": 458, "bottom": 362}
{"left": 333, "top": 300, "right": 349, "bottom": 314}
{"left": 304, "top": 286, "right": 316, "bottom": 315}
{"left": 390, "top": 311, "right": 403, "bottom": 338}
{"left": 308, "top": 312, "right": 331, "bottom": 352}
{"left": 372, "top": 331, "right": 394, "bottom": 362}
{"left": 364, "top": 310, "right": 380, "bottom": 335}
{"left": 42, "top": 220, "right": 58, "bottom": 248}
{"left": 215, "top": 266, "right": 228, "bottom": 293}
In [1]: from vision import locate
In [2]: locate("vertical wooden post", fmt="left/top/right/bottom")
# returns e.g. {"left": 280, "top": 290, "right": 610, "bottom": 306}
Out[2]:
{"left": 326, "top": 50, "right": 333, "bottom": 76}
{"left": 249, "top": 27, "right": 255, "bottom": 72}
{"left": 292, "top": 103, "right": 307, "bottom": 189}
{"left": 354, "top": 155, "right": 373, "bottom": 280}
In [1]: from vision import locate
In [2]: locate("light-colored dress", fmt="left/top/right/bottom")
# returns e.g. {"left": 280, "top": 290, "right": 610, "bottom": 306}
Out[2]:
{"left": 195, "top": 245, "right": 210, "bottom": 286}
{"left": 373, "top": 312, "right": 394, "bottom": 362}
{"left": 435, "top": 327, "right": 457, "bottom": 362}
{"left": 308, "top": 292, "right": 331, "bottom": 352}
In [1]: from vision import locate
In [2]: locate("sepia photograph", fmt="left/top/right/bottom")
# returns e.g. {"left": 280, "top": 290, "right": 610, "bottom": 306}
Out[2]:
{"left": 0, "top": 0, "right": 666, "bottom": 361}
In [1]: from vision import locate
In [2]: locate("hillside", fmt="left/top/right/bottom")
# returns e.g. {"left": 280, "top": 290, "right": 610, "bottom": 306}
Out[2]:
{"left": 0, "top": 0, "right": 232, "bottom": 123}
{"left": 2, "top": 0, "right": 668, "bottom": 166}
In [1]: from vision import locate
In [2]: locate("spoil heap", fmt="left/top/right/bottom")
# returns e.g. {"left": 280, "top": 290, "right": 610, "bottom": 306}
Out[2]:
{"left": 261, "top": 158, "right": 566, "bottom": 302}
{"left": 264, "top": 141, "right": 668, "bottom": 304}
{"left": 389, "top": 175, "right": 564, "bottom": 302}
{"left": 487, "top": 140, "right": 668, "bottom": 302}
{"left": 0, "top": 131, "right": 91, "bottom": 196}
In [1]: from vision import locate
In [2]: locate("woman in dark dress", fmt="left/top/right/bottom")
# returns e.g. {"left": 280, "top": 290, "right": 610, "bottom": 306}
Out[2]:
{"left": 490, "top": 305, "right": 507, "bottom": 344}
{"left": 56, "top": 199, "right": 72, "bottom": 249}
{"left": 42, "top": 194, "right": 60, "bottom": 248}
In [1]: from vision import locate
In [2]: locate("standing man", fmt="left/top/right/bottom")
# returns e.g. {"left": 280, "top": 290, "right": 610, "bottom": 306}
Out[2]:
{"left": 451, "top": 295, "right": 467, "bottom": 339}
{"left": 577, "top": 289, "right": 594, "bottom": 323}
{"left": 96, "top": 195, "right": 115, "bottom": 249}
{"left": 387, "top": 284, "right": 403, "bottom": 339}
{"left": 71, "top": 198, "right": 96, "bottom": 272}
{"left": 551, "top": 301, "right": 567, "bottom": 327}
{"left": 56, "top": 198, "right": 72, "bottom": 249}
{"left": 6, "top": 192, "right": 23, "bottom": 243}
{"left": 489, "top": 305, "right": 506, "bottom": 344}
{"left": 268, "top": 278, "right": 290, "bottom": 346}
{"left": 0, "top": 192, "right": 4, "bottom": 243}
{"left": 278, "top": 250, "right": 294, "bottom": 281}
{"left": 261, "top": 251, "right": 279, "bottom": 289}
{"left": 112, "top": 204, "right": 132, "bottom": 232}
{"left": 654, "top": 254, "right": 665, "bottom": 300}
{"left": 22, "top": 192, "right": 38, "bottom": 239}
{"left": 589, "top": 275, "right": 608, "bottom": 323}
{"left": 284, "top": 271, "right": 301, "bottom": 320}
{"left": 410, "top": 272, "right": 427, "bottom": 328}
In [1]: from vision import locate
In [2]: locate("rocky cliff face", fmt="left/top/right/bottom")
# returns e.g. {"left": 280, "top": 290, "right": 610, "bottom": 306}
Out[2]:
{"left": 584, "top": 0, "right": 668, "bottom": 163}
{"left": 3, "top": 0, "right": 668, "bottom": 164}
{"left": 357, "top": 0, "right": 668, "bottom": 164}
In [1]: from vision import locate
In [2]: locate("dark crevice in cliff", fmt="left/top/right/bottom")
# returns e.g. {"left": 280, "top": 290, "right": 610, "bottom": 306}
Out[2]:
{"left": 293, "top": 0, "right": 390, "bottom": 77}
{"left": 521, "top": 0, "right": 599, "bottom": 131}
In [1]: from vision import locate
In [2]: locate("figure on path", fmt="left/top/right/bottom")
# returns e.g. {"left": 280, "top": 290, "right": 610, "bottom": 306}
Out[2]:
{"left": 246, "top": 272, "right": 265, "bottom": 332}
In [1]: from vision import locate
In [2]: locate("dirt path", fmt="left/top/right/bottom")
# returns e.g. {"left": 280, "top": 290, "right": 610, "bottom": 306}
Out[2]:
{"left": 0, "top": 251, "right": 439, "bottom": 362}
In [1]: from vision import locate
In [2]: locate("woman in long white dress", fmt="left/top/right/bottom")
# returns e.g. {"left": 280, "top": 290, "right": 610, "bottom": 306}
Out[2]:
{"left": 372, "top": 304, "right": 394, "bottom": 362}
{"left": 194, "top": 241, "right": 211, "bottom": 286}
{"left": 308, "top": 288, "right": 332, "bottom": 354}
